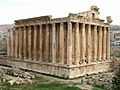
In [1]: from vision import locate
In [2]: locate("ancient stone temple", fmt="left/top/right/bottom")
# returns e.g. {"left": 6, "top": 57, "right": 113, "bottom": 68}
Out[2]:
{"left": 3, "top": 6, "right": 112, "bottom": 78}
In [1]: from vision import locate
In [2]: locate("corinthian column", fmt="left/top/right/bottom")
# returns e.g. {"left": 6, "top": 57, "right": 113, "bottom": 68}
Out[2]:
{"left": 81, "top": 23, "right": 86, "bottom": 63}
{"left": 18, "top": 27, "right": 22, "bottom": 59}
{"left": 87, "top": 24, "right": 92, "bottom": 63}
{"left": 59, "top": 22, "right": 64, "bottom": 64}
{"left": 75, "top": 22, "right": 80, "bottom": 65}
{"left": 33, "top": 25, "right": 37, "bottom": 60}
{"left": 93, "top": 25, "right": 97, "bottom": 61}
{"left": 28, "top": 26, "right": 32, "bottom": 60}
{"left": 45, "top": 24, "right": 49, "bottom": 62}
{"left": 15, "top": 28, "right": 18, "bottom": 58}
{"left": 98, "top": 26, "right": 102, "bottom": 61}
{"left": 52, "top": 23, "right": 56, "bottom": 63}
{"left": 107, "top": 27, "right": 110, "bottom": 60}
{"left": 10, "top": 28, "right": 14, "bottom": 57}
{"left": 103, "top": 27, "right": 107, "bottom": 60}
{"left": 7, "top": 29, "right": 10, "bottom": 57}
{"left": 67, "top": 22, "right": 72, "bottom": 66}
{"left": 39, "top": 24, "right": 42, "bottom": 61}
{"left": 23, "top": 26, "right": 27, "bottom": 59}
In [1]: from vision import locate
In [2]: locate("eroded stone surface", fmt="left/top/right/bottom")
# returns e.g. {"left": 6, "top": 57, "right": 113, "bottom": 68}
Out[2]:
{"left": 0, "top": 67, "right": 35, "bottom": 85}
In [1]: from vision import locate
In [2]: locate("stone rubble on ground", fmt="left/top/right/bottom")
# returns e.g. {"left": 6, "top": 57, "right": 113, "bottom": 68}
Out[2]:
{"left": 81, "top": 72, "right": 114, "bottom": 90}
{"left": 0, "top": 67, "right": 35, "bottom": 85}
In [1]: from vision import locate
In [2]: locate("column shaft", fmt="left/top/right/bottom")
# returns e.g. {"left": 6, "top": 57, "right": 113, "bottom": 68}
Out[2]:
{"left": 81, "top": 23, "right": 86, "bottom": 63}
{"left": 28, "top": 26, "right": 32, "bottom": 60}
{"left": 107, "top": 27, "right": 110, "bottom": 60}
{"left": 23, "top": 27, "right": 27, "bottom": 59}
{"left": 15, "top": 28, "right": 18, "bottom": 58}
{"left": 52, "top": 23, "right": 56, "bottom": 63}
{"left": 7, "top": 29, "right": 10, "bottom": 57}
{"left": 39, "top": 25, "right": 42, "bottom": 61}
{"left": 103, "top": 27, "right": 107, "bottom": 60}
{"left": 67, "top": 22, "right": 72, "bottom": 65}
{"left": 18, "top": 27, "right": 22, "bottom": 59}
{"left": 87, "top": 24, "right": 92, "bottom": 62}
{"left": 98, "top": 26, "right": 102, "bottom": 60}
{"left": 33, "top": 25, "right": 37, "bottom": 60}
{"left": 93, "top": 25, "right": 97, "bottom": 61}
{"left": 59, "top": 22, "right": 64, "bottom": 64}
{"left": 13, "top": 29, "right": 16, "bottom": 57}
{"left": 45, "top": 24, "right": 49, "bottom": 62}
{"left": 75, "top": 22, "right": 80, "bottom": 65}
{"left": 10, "top": 29, "right": 14, "bottom": 57}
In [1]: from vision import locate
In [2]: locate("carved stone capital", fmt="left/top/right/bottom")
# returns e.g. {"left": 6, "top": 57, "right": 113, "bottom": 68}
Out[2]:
{"left": 106, "top": 16, "right": 113, "bottom": 25}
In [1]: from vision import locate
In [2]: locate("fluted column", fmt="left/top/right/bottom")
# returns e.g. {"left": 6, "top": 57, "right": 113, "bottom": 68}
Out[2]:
{"left": 39, "top": 24, "right": 42, "bottom": 61}
{"left": 87, "top": 24, "right": 92, "bottom": 63}
{"left": 23, "top": 26, "right": 27, "bottom": 59}
{"left": 98, "top": 26, "right": 102, "bottom": 61}
{"left": 33, "top": 25, "right": 37, "bottom": 60}
{"left": 93, "top": 25, "right": 97, "bottom": 61}
{"left": 13, "top": 29, "right": 16, "bottom": 57}
{"left": 10, "top": 28, "right": 14, "bottom": 57}
{"left": 59, "top": 22, "right": 64, "bottom": 64}
{"left": 28, "top": 26, "right": 32, "bottom": 60}
{"left": 18, "top": 27, "right": 22, "bottom": 59}
{"left": 45, "top": 24, "right": 49, "bottom": 62}
{"left": 52, "top": 23, "right": 56, "bottom": 63}
{"left": 67, "top": 22, "right": 72, "bottom": 65}
{"left": 15, "top": 28, "right": 18, "bottom": 58}
{"left": 75, "top": 22, "right": 80, "bottom": 65}
{"left": 81, "top": 23, "right": 86, "bottom": 63}
{"left": 107, "top": 27, "right": 110, "bottom": 60}
{"left": 7, "top": 29, "right": 10, "bottom": 57}
{"left": 103, "top": 27, "right": 107, "bottom": 60}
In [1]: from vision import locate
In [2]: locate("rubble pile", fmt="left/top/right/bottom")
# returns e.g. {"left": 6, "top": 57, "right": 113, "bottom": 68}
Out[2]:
{"left": 0, "top": 67, "right": 35, "bottom": 85}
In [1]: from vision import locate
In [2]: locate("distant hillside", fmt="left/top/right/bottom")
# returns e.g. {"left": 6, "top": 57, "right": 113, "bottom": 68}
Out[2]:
{"left": 111, "top": 25, "right": 120, "bottom": 31}
{"left": 0, "top": 24, "right": 14, "bottom": 31}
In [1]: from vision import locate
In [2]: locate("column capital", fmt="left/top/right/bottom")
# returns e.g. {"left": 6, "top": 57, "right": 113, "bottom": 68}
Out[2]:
{"left": 60, "top": 22, "right": 64, "bottom": 24}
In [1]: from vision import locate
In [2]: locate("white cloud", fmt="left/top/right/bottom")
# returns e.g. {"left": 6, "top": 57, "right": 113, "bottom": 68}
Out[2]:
{"left": 0, "top": 0, "right": 120, "bottom": 24}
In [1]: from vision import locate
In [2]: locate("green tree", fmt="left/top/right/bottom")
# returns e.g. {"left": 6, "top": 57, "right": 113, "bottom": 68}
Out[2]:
{"left": 112, "top": 64, "right": 120, "bottom": 90}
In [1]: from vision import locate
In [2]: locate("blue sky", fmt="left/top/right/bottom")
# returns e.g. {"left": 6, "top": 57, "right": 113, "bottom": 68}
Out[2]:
{"left": 0, "top": 0, "right": 120, "bottom": 25}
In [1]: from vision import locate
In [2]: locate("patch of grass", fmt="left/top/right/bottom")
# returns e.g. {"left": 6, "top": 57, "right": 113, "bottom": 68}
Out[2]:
{"left": 112, "top": 53, "right": 120, "bottom": 58}
{"left": 31, "top": 76, "right": 48, "bottom": 82}
{"left": 92, "top": 85, "right": 108, "bottom": 90}
{"left": 0, "top": 81, "right": 81, "bottom": 90}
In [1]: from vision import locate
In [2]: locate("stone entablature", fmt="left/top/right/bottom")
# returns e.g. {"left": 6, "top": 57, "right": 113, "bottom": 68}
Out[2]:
{"left": 15, "top": 6, "right": 106, "bottom": 27}
{"left": 4, "top": 6, "right": 112, "bottom": 78}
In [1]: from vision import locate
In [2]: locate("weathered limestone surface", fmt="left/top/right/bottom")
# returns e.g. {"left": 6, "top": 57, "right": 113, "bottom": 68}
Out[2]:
{"left": 23, "top": 27, "right": 27, "bottom": 59}
{"left": 4, "top": 6, "right": 112, "bottom": 78}
{"left": 87, "top": 24, "right": 92, "bottom": 63}
{"left": 98, "top": 27, "right": 102, "bottom": 61}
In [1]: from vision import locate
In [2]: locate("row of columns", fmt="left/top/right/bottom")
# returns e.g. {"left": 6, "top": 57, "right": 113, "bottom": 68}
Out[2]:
{"left": 7, "top": 22, "right": 110, "bottom": 66}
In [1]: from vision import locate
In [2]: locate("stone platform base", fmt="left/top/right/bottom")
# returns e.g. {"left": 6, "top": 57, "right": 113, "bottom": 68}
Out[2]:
{"left": 0, "top": 57, "right": 112, "bottom": 78}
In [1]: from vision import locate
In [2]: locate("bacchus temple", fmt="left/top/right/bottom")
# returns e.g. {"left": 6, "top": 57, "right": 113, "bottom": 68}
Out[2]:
{"left": 2, "top": 6, "right": 112, "bottom": 78}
